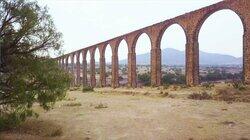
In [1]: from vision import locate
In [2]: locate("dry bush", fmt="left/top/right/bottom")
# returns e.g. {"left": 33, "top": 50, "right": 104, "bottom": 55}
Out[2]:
{"left": 143, "top": 92, "right": 150, "bottom": 96}
{"left": 168, "top": 94, "right": 176, "bottom": 98}
{"left": 188, "top": 91, "right": 212, "bottom": 100}
{"left": 231, "top": 81, "right": 246, "bottom": 91}
{"left": 69, "top": 86, "right": 80, "bottom": 91}
{"left": 95, "top": 103, "right": 108, "bottom": 109}
{"left": 82, "top": 86, "right": 94, "bottom": 93}
{"left": 159, "top": 91, "right": 169, "bottom": 97}
{"left": 64, "top": 97, "right": 76, "bottom": 101}
{"left": 180, "top": 84, "right": 189, "bottom": 89}
{"left": 63, "top": 102, "right": 82, "bottom": 107}
{"left": 201, "top": 82, "right": 215, "bottom": 89}
{"left": 162, "top": 85, "right": 170, "bottom": 90}
{"left": 214, "top": 87, "right": 250, "bottom": 103}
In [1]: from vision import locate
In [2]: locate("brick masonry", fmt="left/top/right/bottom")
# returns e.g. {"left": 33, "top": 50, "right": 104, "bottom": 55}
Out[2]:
{"left": 57, "top": 0, "right": 250, "bottom": 87}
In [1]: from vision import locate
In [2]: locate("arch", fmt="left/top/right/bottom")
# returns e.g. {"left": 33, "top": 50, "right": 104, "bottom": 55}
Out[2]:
{"left": 198, "top": 9, "right": 244, "bottom": 83}
{"left": 132, "top": 32, "right": 152, "bottom": 51}
{"left": 160, "top": 23, "right": 187, "bottom": 85}
{"left": 135, "top": 33, "right": 152, "bottom": 86}
{"left": 117, "top": 39, "right": 129, "bottom": 86}
{"left": 195, "top": 8, "right": 246, "bottom": 40}
{"left": 158, "top": 22, "right": 188, "bottom": 47}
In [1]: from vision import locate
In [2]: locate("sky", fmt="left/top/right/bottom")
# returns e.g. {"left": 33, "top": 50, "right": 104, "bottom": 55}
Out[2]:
{"left": 37, "top": 0, "right": 244, "bottom": 62}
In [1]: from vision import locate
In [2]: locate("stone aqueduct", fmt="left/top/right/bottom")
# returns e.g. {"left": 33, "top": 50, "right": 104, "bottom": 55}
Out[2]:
{"left": 56, "top": 0, "right": 250, "bottom": 88}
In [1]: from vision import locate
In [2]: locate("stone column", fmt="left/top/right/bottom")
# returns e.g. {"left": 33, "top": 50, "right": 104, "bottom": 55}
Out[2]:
{"left": 186, "top": 34, "right": 199, "bottom": 86}
{"left": 76, "top": 53, "right": 81, "bottom": 86}
{"left": 65, "top": 56, "right": 69, "bottom": 72}
{"left": 70, "top": 54, "right": 75, "bottom": 87}
{"left": 90, "top": 52, "right": 96, "bottom": 87}
{"left": 243, "top": 31, "right": 250, "bottom": 84}
{"left": 58, "top": 59, "right": 60, "bottom": 67}
{"left": 112, "top": 49, "right": 119, "bottom": 88}
{"left": 127, "top": 48, "right": 137, "bottom": 88}
{"left": 99, "top": 52, "right": 106, "bottom": 87}
{"left": 61, "top": 58, "right": 64, "bottom": 69}
{"left": 151, "top": 47, "right": 161, "bottom": 86}
{"left": 82, "top": 52, "right": 87, "bottom": 86}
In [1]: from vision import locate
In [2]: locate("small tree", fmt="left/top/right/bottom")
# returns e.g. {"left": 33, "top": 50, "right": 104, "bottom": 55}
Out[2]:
{"left": 137, "top": 73, "right": 151, "bottom": 86}
{"left": 0, "top": 0, "right": 71, "bottom": 130}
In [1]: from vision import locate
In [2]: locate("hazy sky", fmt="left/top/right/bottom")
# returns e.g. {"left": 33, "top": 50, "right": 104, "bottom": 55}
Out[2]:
{"left": 37, "top": 0, "right": 243, "bottom": 62}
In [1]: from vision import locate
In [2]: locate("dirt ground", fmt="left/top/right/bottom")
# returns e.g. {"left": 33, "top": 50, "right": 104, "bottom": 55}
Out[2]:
{"left": 1, "top": 87, "right": 250, "bottom": 140}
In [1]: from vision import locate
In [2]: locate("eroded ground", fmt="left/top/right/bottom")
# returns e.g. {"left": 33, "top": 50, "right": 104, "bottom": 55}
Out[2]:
{"left": 1, "top": 87, "right": 250, "bottom": 140}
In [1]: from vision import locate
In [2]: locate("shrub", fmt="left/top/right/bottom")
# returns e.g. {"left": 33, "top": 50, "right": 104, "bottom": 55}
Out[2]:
{"left": 201, "top": 82, "right": 215, "bottom": 89}
{"left": 137, "top": 73, "right": 151, "bottom": 86}
{"left": 64, "top": 97, "right": 77, "bottom": 101}
{"left": 161, "top": 73, "right": 185, "bottom": 85}
{"left": 188, "top": 91, "right": 212, "bottom": 100}
{"left": 0, "top": 58, "right": 71, "bottom": 130}
{"left": 69, "top": 86, "right": 80, "bottom": 91}
{"left": 49, "top": 128, "right": 63, "bottom": 137}
{"left": 94, "top": 103, "right": 108, "bottom": 109}
{"left": 163, "top": 84, "right": 170, "bottom": 89}
{"left": 82, "top": 86, "right": 94, "bottom": 93}
{"left": 231, "top": 81, "right": 246, "bottom": 91}
{"left": 170, "top": 85, "right": 179, "bottom": 91}
{"left": 0, "top": 108, "right": 38, "bottom": 130}
{"left": 159, "top": 91, "right": 169, "bottom": 97}
{"left": 214, "top": 87, "right": 250, "bottom": 103}
{"left": 63, "top": 102, "right": 82, "bottom": 107}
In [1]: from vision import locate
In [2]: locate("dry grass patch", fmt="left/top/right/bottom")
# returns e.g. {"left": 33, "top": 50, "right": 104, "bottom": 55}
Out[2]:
{"left": 6, "top": 119, "right": 63, "bottom": 137}
{"left": 188, "top": 91, "right": 212, "bottom": 100}
{"left": 213, "top": 86, "right": 250, "bottom": 103}
{"left": 69, "top": 86, "right": 80, "bottom": 91}
{"left": 82, "top": 86, "right": 94, "bottom": 93}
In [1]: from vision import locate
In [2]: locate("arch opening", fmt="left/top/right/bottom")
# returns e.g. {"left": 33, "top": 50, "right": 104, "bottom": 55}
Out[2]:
{"left": 160, "top": 24, "right": 187, "bottom": 85}
{"left": 79, "top": 52, "right": 83, "bottom": 84}
{"left": 135, "top": 33, "right": 152, "bottom": 86}
{"left": 118, "top": 39, "right": 128, "bottom": 86}
{"left": 105, "top": 44, "right": 112, "bottom": 87}
{"left": 95, "top": 48, "right": 100, "bottom": 86}
{"left": 198, "top": 9, "right": 244, "bottom": 84}
{"left": 86, "top": 50, "right": 91, "bottom": 86}
{"left": 73, "top": 54, "right": 77, "bottom": 85}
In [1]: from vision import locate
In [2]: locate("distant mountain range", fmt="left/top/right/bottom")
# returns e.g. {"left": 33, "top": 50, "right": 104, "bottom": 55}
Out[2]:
{"left": 119, "top": 48, "right": 242, "bottom": 65}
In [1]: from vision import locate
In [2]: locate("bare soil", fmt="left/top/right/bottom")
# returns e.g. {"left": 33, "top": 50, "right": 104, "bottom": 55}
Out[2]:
{"left": 1, "top": 87, "right": 250, "bottom": 140}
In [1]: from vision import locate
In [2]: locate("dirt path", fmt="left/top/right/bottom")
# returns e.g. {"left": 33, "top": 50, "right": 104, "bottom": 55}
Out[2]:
{"left": 1, "top": 90, "right": 250, "bottom": 140}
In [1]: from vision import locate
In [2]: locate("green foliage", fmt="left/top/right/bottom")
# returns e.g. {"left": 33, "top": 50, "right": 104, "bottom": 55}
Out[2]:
{"left": 161, "top": 73, "right": 185, "bottom": 85}
{"left": 0, "top": 107, "right": 38, "bottom": 130}
{"left": 137, "top": 73, "right": 151, "bottom": 86}
{"left": 0, "top": 57, "right": 71, "bottom": 130}
{"left": 200, "top": 69, "right": 242, "bottom": 82}
{"left": 82, "top": 86, "right": 94, "bottom": 93}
